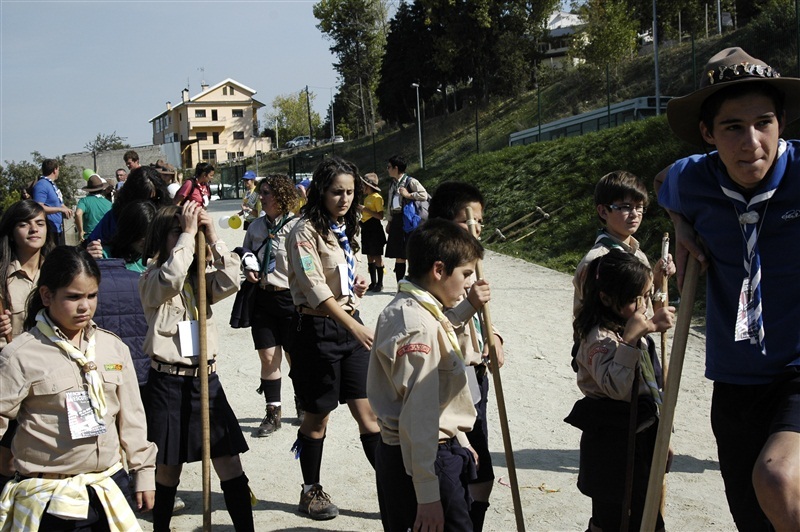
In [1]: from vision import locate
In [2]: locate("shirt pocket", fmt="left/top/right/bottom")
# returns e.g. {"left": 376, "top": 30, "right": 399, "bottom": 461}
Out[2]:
{"left": 155, "top": 304, "right": 184, "bottom": 337}
{"left": 100, "top": 370, "right": 124, "bottom": 393}
{"left": 30, "top": 376, "right": 75, "bottom": 424}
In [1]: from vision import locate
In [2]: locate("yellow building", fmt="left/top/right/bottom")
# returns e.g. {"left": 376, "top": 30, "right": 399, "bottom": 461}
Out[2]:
{"left": 149, "top": 78, "right": 269, "bottom": 169}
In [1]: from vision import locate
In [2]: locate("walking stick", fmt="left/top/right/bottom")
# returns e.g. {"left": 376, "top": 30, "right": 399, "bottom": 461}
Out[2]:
{"left": 641, "top": 256, "right": 700, "bottom": 530}
{"left": 620, "top": 368, "right": 641, "bottom": 532}
{"left": 659, "top": 233, "right": 670, "bottom": 517}
{"left": 466, "top": 206, "right": 526, "bottom": 531}
{"left": 196, "top": 231, "right": 212, "bottom": 530}
{"left": 0, "top": 300, "right": 11, "bottom": 344}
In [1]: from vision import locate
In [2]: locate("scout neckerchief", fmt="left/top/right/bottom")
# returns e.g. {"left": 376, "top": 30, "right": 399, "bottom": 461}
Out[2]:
{"left": 636, "top": 342, "right": 662, "bottom": 407}
{"left": 717, "top": 139, "right": 787, "bottom": 356}
{"left": 35, "top": 309, "right": 106, "bottom": 426}
{"left": 595, "top": 229, "right": 626, "bottom": 252}
{"left": 257, "top": 213, "right": 295, "bottom": 278}
{"left": 330, "top": 221, "right": 355, "bottom": 296}
{"left": 398, "top": 279, "right": 463, "bottom": 360}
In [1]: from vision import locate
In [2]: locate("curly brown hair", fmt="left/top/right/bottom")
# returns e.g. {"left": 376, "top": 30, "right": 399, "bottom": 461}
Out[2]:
{"left": 259, "top": 174, "right": 299, "bottom": 215}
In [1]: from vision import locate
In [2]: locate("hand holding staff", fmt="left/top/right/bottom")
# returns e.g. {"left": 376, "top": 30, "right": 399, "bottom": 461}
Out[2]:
{"left": 195, "top": 230, "right": 212, "bottom": 530}
{"left": 642, "top": 256, "right": 701, "bottom": 530}
{"left": 466, "top": 206, "right": 525, "bottom": 531}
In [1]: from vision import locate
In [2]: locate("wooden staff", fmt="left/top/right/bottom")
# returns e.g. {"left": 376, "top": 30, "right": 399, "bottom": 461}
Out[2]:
{"left": 659, "top": 232, "right": 670, "bottom": 517}
{"left": 0, "top": 299, "right": 11, "bottom": 344}
{"left": 641, "top": 256, "right": 700, "bottom": 530}
{"left": 196, "top": 231, "right": 212, "bottom": 530}
{"left": 466, "top": 206, "right": 525, "bottom": 531}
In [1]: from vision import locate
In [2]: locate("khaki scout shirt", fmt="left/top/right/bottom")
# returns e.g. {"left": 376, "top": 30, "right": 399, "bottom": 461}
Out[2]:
{"left": 287, "top": 217, "right": 360, "bottom": 312}
{"left": 242, "top": 214, "right": 297, "bottom": 289}
{"left": 139, "top": 233, "right": 240, "bottom": 365}
{"left": 367, "top": 290, "right": 476, "bottom": 504}
{"left": 573, "top": 232, "right": 653, "bottom": 318}
{"left": 575, "top": 325, "right": 651, "bottom": 402}
{"left": 0, "top": 323, "right": 156, "bottom": 491}
{"left": 0, "top": 258, "right": 40, "bottom": 349}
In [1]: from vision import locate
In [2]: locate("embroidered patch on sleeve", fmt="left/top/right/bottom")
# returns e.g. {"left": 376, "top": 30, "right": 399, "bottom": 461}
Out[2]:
{"left": 396, "top": 343, "right": 432, "bottom": 357}
{"left": 104, "top": 364, "right": 123, "bottom": 371}
{"left": 587, "top": 345, "right": 608, "bottom": 366}
{"left": 301, "top": 255, "right": 314, "bottom": 272}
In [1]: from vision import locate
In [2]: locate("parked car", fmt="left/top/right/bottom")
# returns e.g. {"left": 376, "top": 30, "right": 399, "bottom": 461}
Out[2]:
{"left": 331, "top": 135, "right": 345, "bottom": 144}
{"left": 285, "top": 136, "right": 311, "bottom": 148}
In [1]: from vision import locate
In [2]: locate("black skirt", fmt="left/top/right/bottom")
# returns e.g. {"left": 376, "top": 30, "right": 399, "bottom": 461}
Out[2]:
{"left": 385, "top": 216, "right": 409, "bottom": 259}
{"left": 359, "top": 218, "right": 386, "bottom": 256}
{"left": 145, "top": 368, "right": 249, "bottom": 465}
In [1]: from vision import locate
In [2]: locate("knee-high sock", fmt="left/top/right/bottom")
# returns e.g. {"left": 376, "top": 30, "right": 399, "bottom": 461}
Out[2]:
{"left": 294, "top": 431, "right": 324, "bottom": 486}
{"left": 395, "top": 262, "right": 406, "bottom": 283}
{"left": 368, "top": 263, "right": 377, "bottom": 285}
{"left": 259, "top": 378, "right": 281, "bottom": 405}
{"left": 152, "top": 482, "right": 178, "bottom": 532}
{"left": 376, "top": 264, "right": 384, "bottom": 285}
{"left": 360, "top": 432, "right": 380, "bottom": 469}
{"left": 221, "top": 473, "right": 255, "bottom": 532}
{"left": 470, "top": 500, "right": 490, "bottom": 532}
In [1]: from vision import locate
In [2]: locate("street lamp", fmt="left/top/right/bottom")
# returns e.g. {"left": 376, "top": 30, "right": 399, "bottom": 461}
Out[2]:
{"left": 411, "top": 82, "right": 423, "bottom": 169}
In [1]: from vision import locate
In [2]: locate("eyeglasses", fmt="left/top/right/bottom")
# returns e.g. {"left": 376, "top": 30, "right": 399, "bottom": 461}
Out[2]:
{"left": 606, "top": 203, "right": 646, "bottom": 216}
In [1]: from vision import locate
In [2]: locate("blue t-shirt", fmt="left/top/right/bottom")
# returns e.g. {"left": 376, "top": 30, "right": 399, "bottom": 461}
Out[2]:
{"left": 658, "top": 139, "right": 800, "bottom": 384}
{"left": 31, "top": 177, "right": 63, "bottom": 233}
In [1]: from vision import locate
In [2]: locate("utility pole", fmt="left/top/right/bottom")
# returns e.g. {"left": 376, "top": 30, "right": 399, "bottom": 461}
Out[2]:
{"left": 305, "top": 86, "right": 313, "bottom": 144}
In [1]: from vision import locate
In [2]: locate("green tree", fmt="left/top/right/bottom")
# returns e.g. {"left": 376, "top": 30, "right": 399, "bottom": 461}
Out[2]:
{"left": 570, "top": 0, "right": 638, "bottom": 66}
{"left": 1, "top": 153, "right": 80, "bottom": 212}
{"left": 84, "top": 131, "right": 131, "bottom": 153}
{"left": 265, "top": 91, "right": 322, "bottom": 146}
{"left": 314, "top": 0, "right": 389, "bottom": 137}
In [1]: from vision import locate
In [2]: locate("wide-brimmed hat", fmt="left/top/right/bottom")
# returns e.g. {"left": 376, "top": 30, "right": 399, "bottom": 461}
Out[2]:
{"left": 667, "top": 47, "right": 800, "bottom": 146}
{"left": 360, "top": 172, "right": 381, "bottom": 192}
{"left": 242, "top": 170, "right": 256, "bottom": 180}
{"left": 82, "top": 174, "right": 108, "bottom": 193}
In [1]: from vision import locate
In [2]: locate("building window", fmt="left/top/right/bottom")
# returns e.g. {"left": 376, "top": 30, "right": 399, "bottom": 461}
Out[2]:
{"left": 223, "top": 87, "right": 227, "bottom": 96}
{"left": 212, "top": 132, "right": 220, "bottom": 144}
{"left": 230, "top": 86, "right": 235, "bottom": 95}
{"left": 232, "top": 109, "right": 244, "bottom": 118}
{"left": 196, "top": 132, "right": 208, "bottom": 141}
{"left": 195, "top": 110, "right": 206, "bottom": 118}
{"left": 212, "top": 110, "right": 218, "bottom": 121}
{"left": 227, "top": 152, "right": 236, "bottom": 160}
{"left": 202, "top": 150, "right": 217, "bottom": 162}
{"left": 237, "top": 151, "right": 244, "bottom": 158}
{"left": 233, "top": 131, "right": 245, "bottom": 140}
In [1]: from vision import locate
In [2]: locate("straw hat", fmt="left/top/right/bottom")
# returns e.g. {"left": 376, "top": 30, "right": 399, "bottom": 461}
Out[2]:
{"left": 360, "top": 172, "right": 381, "bottom": 192}
{"left": 82, "top": 174, "right": 108, "bottom": 193}
{"left": 667, "top": 47, "right": 800, "bottom": 146}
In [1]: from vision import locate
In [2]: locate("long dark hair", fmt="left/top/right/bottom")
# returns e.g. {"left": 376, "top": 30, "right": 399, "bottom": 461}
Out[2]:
{"left": 574, "top": 249, "right": 652, "bottom": 340}
{"left": 0, "top": 200, "right": 56, "bottom": 309}
{"left": 24, "top": 246, "right": 101, "bottom": 331}
{"left": 106, "top": 201, "right": 156, "bottom": 264}
{"left": 143, "top": 205, "right": 182, "bottom": 267}
{"left": 112, "top": 166, "right": 171, "bottom": 216}
{"left": 301, "top": 157, "right": 363, "bottom": 248}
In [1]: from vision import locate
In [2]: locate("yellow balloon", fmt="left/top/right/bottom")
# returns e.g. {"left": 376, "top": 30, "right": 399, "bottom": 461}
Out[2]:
{"left": 228, "top": 214, "right": 242, "bottom": 229}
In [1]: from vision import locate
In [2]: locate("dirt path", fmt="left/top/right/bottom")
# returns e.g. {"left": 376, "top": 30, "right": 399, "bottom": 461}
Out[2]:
{"left": 138, "top": 200, "right": 735, "bottom": 531}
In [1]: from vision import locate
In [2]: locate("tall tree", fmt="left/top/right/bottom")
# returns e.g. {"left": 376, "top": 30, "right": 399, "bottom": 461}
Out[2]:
{"left": 314, "top": 0, "right": 389, "bottom": 137}
{"left": 570, "top": 0, "right": 638, "bottom": 66}
{"left": 265, "top": 92, "right": 321, "bottom": 145}
{"left": 83, "top": 131, "right": 130, "bottom": 153}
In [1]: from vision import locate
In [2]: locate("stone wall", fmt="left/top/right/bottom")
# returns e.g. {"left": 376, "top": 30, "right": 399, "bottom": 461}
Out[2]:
{"left": 63, "top": 145, "right": 168, "bottom": 180}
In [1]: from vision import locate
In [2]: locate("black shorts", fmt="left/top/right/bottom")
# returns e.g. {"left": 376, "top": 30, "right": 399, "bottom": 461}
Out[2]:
{"left": 467, "top": 364, "right": 494, "bottom": 483}
{"left": 710, "top": 367, "right": 800, "bottom": 531}
{"left": 360, "top": 218, "right": 386, "bottom": 257}
{"left": 145, "top": 368, "right": 249, "bottom": 465}
{"left": 288, "top": 311, "right": 369, "bottom": 414}
{"left": 250, "top": 289, "right": 295, "bottom": 350}
{"left": 385, "top": 217, "right": 409, "bottom": 259}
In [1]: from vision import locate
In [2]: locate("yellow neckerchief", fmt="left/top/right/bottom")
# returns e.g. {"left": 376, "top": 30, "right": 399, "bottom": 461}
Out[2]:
{"left": 182, "top": 280, "right": 198, "bottom": 321}
{"left": 34, "top": 310, "right": 106, "bottom": 426}
{"left": 397, "top": 279, "right": 463, "bottom": 360}
{"left": 0, "top": 462, "right": 142, "bottom": 531}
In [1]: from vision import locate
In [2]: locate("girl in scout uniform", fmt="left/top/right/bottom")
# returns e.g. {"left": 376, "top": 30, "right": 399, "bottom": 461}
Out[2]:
{"left": 286, "top": 156, "right": 381, "bottom": 521}
{"left": 0, "top": 246, "right": 156, "bottom": 530}
{"left": 139, "top": 202, "right": 253, "bottom": 531}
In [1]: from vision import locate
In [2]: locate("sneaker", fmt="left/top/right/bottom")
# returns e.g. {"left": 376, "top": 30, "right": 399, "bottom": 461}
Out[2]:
{"left": 173, "top": 495, "right": 186, "bottom": 513}
{"left": 256, "top": 405, "right": 281, "bottom": 437}
{"left": 298, "top": 484, "right": 339, "bottom": 520}
{"left": 294, "top": 396, "right": 305, "bottom": 426}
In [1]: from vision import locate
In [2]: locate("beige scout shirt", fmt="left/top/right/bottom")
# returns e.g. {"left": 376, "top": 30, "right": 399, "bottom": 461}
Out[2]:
{"left": 241, "top": 214, "right": 297, "bottom": 289}
{"left": 367, "top": 291, "right": 476, "bottom": 504}
{"left": 287, "top": 217, "right": 360, "bottom": 312}
{"left": 575, "top": 325, "right": 651, "bottom": 402}
{"left": 0, "top": 323, "right": 156, "bottom": 491}
{"left": 139, "top": 233, "right": 240, "bottom": 365}
{"left": 572, "top": 232, "right": 653, "bottom": 318}
{"left": 0, "top": 259, "right": 40, "bottom": 349}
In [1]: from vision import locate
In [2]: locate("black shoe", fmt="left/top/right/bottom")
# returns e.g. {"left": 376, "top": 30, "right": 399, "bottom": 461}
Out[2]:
{"left": 370, "top": 283, "right": 383, "bottom": 293}
{"left": 256, "top": 405, "right": 281, "bottom": 437}
{"left": 367, "top": 282, "right": 376, "bottom": 291}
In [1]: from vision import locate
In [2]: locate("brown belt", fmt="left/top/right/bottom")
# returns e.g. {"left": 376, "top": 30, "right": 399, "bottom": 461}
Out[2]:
{"left": 151, "top": 359, "right": 216, "bottom": 377}
{"left": 297, "top": 306, "right": 355, "bottom": 318}
{"left": 16, "top": 471, "right": 73, "bottom": 480}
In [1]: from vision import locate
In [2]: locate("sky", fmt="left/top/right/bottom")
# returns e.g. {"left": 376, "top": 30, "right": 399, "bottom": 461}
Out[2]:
{"left": 0, "top": 0, "right": 342, "bottom": 165}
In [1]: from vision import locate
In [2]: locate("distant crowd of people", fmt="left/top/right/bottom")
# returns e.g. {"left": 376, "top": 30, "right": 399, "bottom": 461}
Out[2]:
{"left": 0, "top": 46, "right": 798, "bottom": 532}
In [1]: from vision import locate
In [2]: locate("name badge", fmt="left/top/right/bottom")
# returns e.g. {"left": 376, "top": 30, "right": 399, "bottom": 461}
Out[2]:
{"left": 66, "top": 390, "right": 106, "bottom": 439}
{"left": 178, "top": 320, "right": 200, "bottom": 357}
{"left": 337, "top": 263, "right": 349, "bottom": 295}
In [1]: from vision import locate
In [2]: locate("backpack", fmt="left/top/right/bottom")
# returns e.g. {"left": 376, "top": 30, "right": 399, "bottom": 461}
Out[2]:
{"left": 400, "top": 176, "right": 429, "bottom": 233}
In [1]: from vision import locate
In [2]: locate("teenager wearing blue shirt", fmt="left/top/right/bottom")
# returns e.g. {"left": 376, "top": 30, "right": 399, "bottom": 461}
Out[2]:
{"left": 654, "top": 47, "right": 800, "bottom": 531}
{"left": 31, "top": 159, "right": 72, "bottom": 245}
